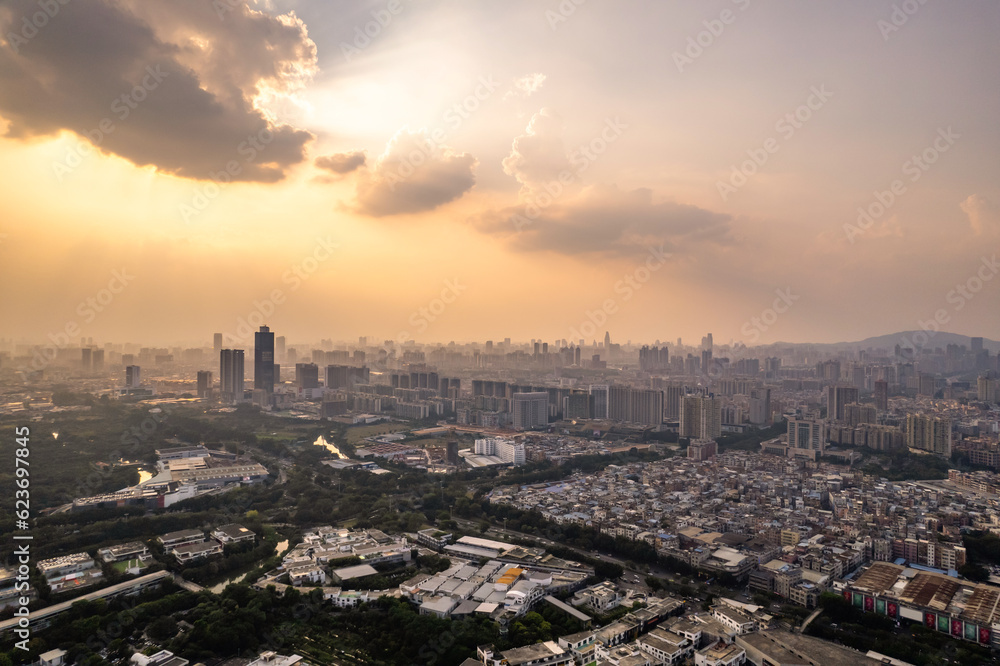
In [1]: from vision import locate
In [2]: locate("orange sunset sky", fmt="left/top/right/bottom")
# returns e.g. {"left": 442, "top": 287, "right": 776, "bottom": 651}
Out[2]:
{"left": 1, "top": 0, "right": 998, "bottom": 347}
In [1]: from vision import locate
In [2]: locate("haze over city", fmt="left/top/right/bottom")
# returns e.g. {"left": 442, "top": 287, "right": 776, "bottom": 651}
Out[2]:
{"left": 7, "top": 3, "right": 1000, "bottom": 666}
{"left": 0, "top": 0, "right": 998, "bottom": 346}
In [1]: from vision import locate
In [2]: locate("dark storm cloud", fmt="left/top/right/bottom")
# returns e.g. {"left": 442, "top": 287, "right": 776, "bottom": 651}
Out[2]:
{"left": 0, "top": 0, "right": 316, "bottom": 182}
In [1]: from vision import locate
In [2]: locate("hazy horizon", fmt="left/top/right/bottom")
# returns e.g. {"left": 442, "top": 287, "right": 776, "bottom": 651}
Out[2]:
{"left": 1, "top": 0, "right": 998, "bottom": 347}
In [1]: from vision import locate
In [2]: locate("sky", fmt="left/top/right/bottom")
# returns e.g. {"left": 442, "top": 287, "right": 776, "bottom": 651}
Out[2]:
{"left": 1, "top": 0, "right": 998, "bottom": 348}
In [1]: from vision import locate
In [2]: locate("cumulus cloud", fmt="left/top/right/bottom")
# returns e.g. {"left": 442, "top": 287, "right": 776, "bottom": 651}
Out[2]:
{"left": 475, "top": 185, "right": 733, "bottom": 258}
{"left": 960, "top": 194, "right": 998, "bottom": 236}
{"left": 315, "top": 151, "right": 366, "bottom": 175}
{"left": 502, "top": 108, "right": 573, "bottom": 196}
{"left": 504, "top": 73, "right": 546, "bottom": 101}
{"left": 352, "top": 129, "right": 477, "bottom": 217}
{"left": 0, "top": 0, "right": 317, "bottom": 182}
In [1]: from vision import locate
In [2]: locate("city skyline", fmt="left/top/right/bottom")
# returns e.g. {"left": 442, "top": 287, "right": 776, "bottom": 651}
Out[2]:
{"left": 1, "top": 1, "right": 998, "bottom": 346}
{"left": 4, "top": 3, "right": 1000, "bottom": 662}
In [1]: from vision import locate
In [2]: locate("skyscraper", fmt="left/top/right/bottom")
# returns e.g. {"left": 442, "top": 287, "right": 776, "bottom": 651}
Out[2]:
{"left": 276, "top": 335, "right": 286, "bottom": 362}
{"left": 213, "top": 333, "right": 223, "bottom": 354}
{"left": 254, "top": 325, "right": 275, "bottom": 394}
{"left": 220, "top": 349, "right": 245, "bottom": 403}
{"left": 604, "top": 331, "right": 611, "bottom": 350}
{"left": 125, "top": 365, "right": 141, "bottom": 388}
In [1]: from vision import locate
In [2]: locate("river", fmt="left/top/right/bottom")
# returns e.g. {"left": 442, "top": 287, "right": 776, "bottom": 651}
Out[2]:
{"left": 314, "top": 435, "right": 347, "bottom": 459}
{"left": 210, "top": 539, "right": 290, "bottom": 594}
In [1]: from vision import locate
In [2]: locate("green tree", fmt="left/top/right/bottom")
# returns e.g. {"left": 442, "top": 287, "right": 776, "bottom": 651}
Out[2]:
{"left": 147, "top": 615, "right": 178, "bottom": 641}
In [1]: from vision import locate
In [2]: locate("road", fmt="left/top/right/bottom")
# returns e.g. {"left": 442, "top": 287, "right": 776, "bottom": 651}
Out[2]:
{"left": 799, "top": 606, "right": 823, "bottom": 633}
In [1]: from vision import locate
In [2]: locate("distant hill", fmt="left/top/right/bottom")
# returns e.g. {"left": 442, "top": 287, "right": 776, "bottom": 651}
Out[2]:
{"left": 767, "top": 331, "right": 999, "bottom": 353}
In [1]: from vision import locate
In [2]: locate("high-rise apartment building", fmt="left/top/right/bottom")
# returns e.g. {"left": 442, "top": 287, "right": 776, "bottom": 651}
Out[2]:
{"left": 749, "top": 387, "right": 771, "bottom": 425}
{"left": 827, "top": 385, "right": 859, "bottom": 421}
{"left": 906, "top": 414, "right": 952, "bottom": 456}
{"left": 639, "top": 345, "right": 669, "bottom": 372}
{"left": 563, "top": 393, "right": 591, "bottom": 420}
{"left": 125, "top": 365, "right": 141, "bottom": 388}
{"left": 917, "top": 372, "right": 936, "bottom": 397}
{"left": 977, "top": 376, "right": 997, "bottom": 404}
{"left": 816, "top": 360, "right": 841, "bottom": 382}
{"left": 608, "top": 386, "right": 664, "bottom": 426}
{"left": 874, "top": 380, "right": 889, "bottom": 412}
{"left": 295, "top": 363, "right": 320, "bottom": 389}
{"left": 663, "top": 384, "right": 684, "bottom": 420}
{"left": 196, "top": 370, "right": 212, "bottom": 398}
{"left": 680, "top": 394, "right": 722, "bottom": 439}
{"left": 213, "top": 333, "right": 223, "bottom": 354}
{"left": 844, "top": 402, "right": 877, "bottom": 426}
{"left": 590, "top": 385, "right": 609, "bottom": 419}
{"left": 512, "top": 392, "right": 548, "bottom": 430}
